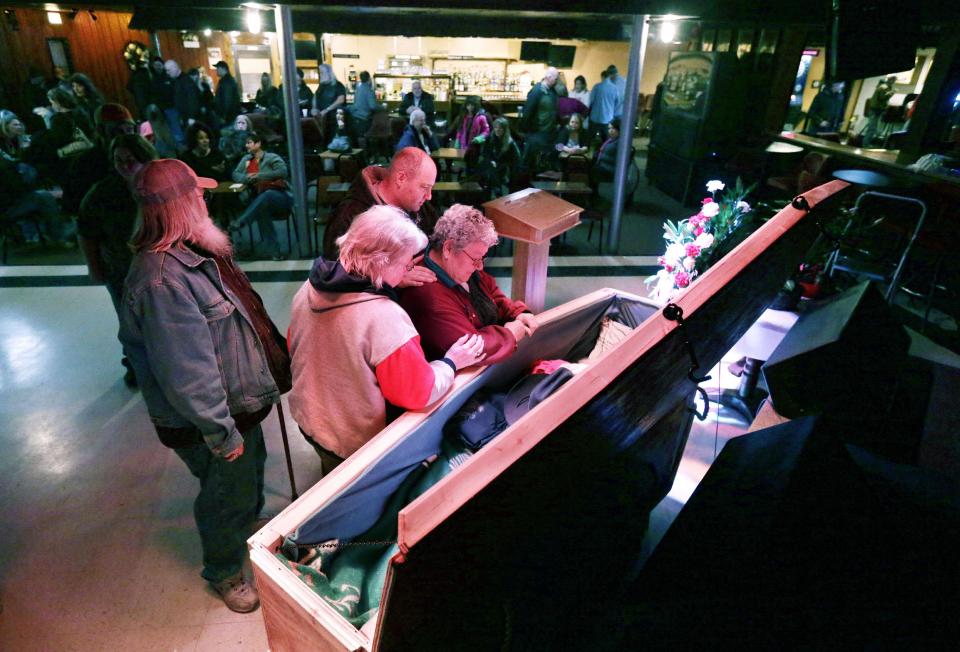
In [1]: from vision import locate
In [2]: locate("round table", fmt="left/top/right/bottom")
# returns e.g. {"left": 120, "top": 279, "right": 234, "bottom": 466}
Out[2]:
{"left": 765, "top": 142, "right": 804, "bottom": 154}
{"left": 832, "top": 168, "right": 893, "bottom": 187}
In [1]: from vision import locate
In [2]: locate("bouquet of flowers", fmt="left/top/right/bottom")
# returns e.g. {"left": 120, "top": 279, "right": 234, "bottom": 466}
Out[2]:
{"left": 646, "top": 178, "right": 755, "bottom": 304}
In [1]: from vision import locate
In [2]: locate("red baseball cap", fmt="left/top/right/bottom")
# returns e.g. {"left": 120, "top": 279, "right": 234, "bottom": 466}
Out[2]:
{"left": 134, "top": 158, "right": 218, "bottom": 206}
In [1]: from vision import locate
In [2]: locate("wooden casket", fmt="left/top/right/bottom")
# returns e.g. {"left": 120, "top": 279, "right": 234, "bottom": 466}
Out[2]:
{"left": 249, "top": 181, "right": 850, "bottom": 651}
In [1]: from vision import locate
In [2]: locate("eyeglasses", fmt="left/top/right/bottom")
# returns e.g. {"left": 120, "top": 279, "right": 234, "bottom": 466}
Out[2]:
{"left": 458, "top": 249, "right": 486, "bottom": 268}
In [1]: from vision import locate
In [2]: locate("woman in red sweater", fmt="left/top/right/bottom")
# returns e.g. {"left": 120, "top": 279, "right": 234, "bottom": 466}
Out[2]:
{"left": 288, "top": 205, "right": 486, "bottom": 473}
{"left": 400, "top": 204, "right": 539, "bottom": 366}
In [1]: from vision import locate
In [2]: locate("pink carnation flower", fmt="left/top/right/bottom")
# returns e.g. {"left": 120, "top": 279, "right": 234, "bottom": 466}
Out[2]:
{"left": 674, "top": 271, "right": 691, "bottom": 288}
{"left": 694, "top": 226, "right": 704, "bottom": 236}
{"left": 685, "top": 244, "right": 701, "bottom": 258}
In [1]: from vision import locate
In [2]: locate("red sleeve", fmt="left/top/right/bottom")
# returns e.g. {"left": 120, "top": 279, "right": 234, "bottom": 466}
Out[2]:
{"left": 479, "top": 271, "right": 528, "bottom": 321}
{"left": 375, "top": 335, "right": 436, "bottom": 410}
{"left": 401, "top": 282, "right": 518, "bottom": 366}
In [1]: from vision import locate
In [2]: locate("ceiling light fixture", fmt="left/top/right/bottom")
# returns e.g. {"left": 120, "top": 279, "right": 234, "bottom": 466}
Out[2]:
{"left": 660, "top": 22, "right": 677, "bottom": 43}
{"left": 246, "top": 8, "right": 261, "bottom": 35}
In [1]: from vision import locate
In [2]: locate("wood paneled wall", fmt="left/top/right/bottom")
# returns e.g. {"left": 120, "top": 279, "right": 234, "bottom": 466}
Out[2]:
{"left": 0, "top": 8, "right": 236, "bottom": 119}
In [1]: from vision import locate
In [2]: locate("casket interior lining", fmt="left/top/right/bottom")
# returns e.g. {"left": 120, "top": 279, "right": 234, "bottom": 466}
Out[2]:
{"left": 286, "top": 293, "right": 657, "bottom": 547}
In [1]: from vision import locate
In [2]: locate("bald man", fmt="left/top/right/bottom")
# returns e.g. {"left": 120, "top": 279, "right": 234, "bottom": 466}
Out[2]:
{"left": 323, "top": 147, "right": 438, "bottom": 286}
{"left": 519, "top": 67, "right": 560, "bottom": 172}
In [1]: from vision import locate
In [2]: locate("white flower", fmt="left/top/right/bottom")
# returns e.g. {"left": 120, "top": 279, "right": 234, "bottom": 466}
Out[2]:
{"left": 736, "top": 200, "right": 752, "bottom": 213}
{"left": 706, "top": 180, "right": 725, "bottom": 193}
{"left": 701, "top": 202, "right": 720, "bottom": 218}
{"left": 694, "top": 232, "right": 715, "bottom": 249}
{"left": 665, "top": 243, "right": 686, "bottom": 263}
{"left": 683, "top": 256, "right": 696, "bottom": 271}
{"left": 655, "top": 273, "right": 677, "bottom": 304}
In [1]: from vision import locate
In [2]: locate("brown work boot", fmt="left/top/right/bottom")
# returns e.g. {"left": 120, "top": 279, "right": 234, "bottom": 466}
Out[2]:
{"left": 211, "top": 574, "right": 260, "bottom": 613}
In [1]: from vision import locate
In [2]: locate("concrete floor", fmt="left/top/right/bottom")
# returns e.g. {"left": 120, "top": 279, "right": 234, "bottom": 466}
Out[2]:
{"left": 0, "top": 252, "right": 767, "bottom": 651}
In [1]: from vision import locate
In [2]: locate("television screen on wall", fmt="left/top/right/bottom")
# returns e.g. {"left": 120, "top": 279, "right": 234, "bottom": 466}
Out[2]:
{"left": 520, "top": 41, "right": 550, "bottom": 63}
{"left": 829, "top": 0, "right": 920, "bottom": 80}
{"left": 548, "top": 45, "right": 576, "bottom": 68}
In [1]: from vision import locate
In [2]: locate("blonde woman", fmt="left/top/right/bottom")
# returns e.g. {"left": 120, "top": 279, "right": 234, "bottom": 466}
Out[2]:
{"left": 288, "top": 205, "right": 486, "bottom": 473}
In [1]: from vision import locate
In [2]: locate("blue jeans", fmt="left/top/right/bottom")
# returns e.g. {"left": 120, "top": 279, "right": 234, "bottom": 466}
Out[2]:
{"left": 174, "top": 423, "right": 267, "bottom": 583}
{"left": 234, "top": 189, "right": 292, "bottom": 254}
{"left": 163, "top": 108, "right": 186, "bottom": 147}
{"left": 4, "top": 190, "right": 63, "bottom": 240}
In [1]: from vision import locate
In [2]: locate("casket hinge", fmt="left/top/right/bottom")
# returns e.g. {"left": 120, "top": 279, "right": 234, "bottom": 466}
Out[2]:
{"left": 663, "top": 303, "right": 711, "bottom": 421}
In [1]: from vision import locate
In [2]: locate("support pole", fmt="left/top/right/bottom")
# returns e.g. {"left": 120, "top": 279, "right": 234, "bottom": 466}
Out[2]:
{"left": 149, "top": 31, "right": 162, "bottom": 58}
{"left": 607, "top": 14, "right": 649, "bottom": 254}
{"left": 275, "top": 4, "right": 309, "bottom": 257}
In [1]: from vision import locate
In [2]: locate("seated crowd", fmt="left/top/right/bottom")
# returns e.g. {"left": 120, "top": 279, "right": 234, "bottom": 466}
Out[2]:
{"left": 3, "top": 59, "right": 628, "bottom": 264}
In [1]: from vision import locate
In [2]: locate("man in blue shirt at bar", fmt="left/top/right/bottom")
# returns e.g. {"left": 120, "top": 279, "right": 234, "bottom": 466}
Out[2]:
{"left": 589, "top": 70, "right": 621, "bottom": 146}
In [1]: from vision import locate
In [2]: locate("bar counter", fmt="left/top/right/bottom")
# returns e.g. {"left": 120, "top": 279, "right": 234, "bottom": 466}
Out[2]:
{"left": 774, "top": 132, "right": 960, "bottom": 188}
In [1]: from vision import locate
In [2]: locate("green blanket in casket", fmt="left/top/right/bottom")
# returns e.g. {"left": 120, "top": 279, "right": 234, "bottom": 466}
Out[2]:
{"left": 277, "top": 436, "right": 474, "bottom": 627}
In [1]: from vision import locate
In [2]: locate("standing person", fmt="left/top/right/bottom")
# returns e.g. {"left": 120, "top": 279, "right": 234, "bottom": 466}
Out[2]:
{"left": 141, "top": 104, "right": 180, "bottom": 158}
{"left": 349, "top": 70, "right": 378, "bottom": 143}
{"left": 569, "top": 75, "right": 591, "bottom": 109}
{"left": 589, "top": 70, "right": 621, "bottom": 145}
{"left": 119, "top": 158, "right": 290, "bottom": 613}
{"left": 288, "top": 205, "right": 486, "bottom": 473}
{"left": 214, "top": 61, "right": 241, "bottom": 127}
{"left": 311, "top": 64, "right": 346, "bottom": 137}
{"left": 197, "top": 70, "right": 219, "bottom": 130}
{"left": 396, "top": 108, "right": 439, "bottom": 154}
{"left": 127, "top": 58, "right": 153, "bottom": 118}
{"left": 62, "top": 103, "right": 138, "bottom": 220}
{"left": 69, "top": 73, "right": 105, "bottom": 125}
{"left": 27, "top": 88, "right": 94, "bottom": 217}
{"left": 78, "top": 134, "right": 158, "bottom": 387}
{"left": 861, "top": 75, "right": 896, "bottom": 147}
{"left": 519, "top": 67, "right": 560, "bottom": 173}
{"left": 323, "top": 146, "right": 439, "bottom": 274}
{"left": 803, "top": 81, "right": 846, "bottom": 136}
{"left": 606, "top": 64, "right": 626, "bottom": 112}
{"left": 398, "top": 79, "right": 435, "bottom": 126}
{"left": 147, "top": 56, "right": 174, "bottom": 115}
{"left": 255, "top": 72, "right": 280, "bottom": 117}
{"left": 450, "top": 95, "right": 490, "bottom": 149}
{"left": 178, "top": 67, "right": 205, "bottom": 127}
{"left": 50, "top": 66, "right": 73, "bottom": 95}
{"left": 277, "top": 67, "right": 314, "bottom": 114}
{"left": 160, "top": 60, "right": 188, "bottom": 147}
{"left": 228, "top": 131, "right": 292, "bottom": 260}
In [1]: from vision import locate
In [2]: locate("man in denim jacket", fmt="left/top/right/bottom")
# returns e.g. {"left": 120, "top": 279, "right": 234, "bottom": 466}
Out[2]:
{"left": 120, "top": 159, "right": 287, "bottom": 612}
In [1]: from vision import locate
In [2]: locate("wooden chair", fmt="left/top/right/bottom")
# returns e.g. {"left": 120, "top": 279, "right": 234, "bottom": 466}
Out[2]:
{"left": 767, "top": 152, "right": 832, "bottom": 196}
{"left": 364, "top": 109, "right": 393, "bottom": 163}
{"left": 301, "top": 117, "right": 325, "bottom": 148}
{"left": 245, "top": 112, "right": 284, "bottom": 147}
{"left": 337, "top": 155, "right": 362, "bottom": 183}
{"left": 312, "top": 177, "right": 351, "bottom": 254}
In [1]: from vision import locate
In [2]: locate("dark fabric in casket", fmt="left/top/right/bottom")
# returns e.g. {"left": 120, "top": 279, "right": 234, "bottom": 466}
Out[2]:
{"left": 286, "top": 295, "right": 657, "bottom": 547}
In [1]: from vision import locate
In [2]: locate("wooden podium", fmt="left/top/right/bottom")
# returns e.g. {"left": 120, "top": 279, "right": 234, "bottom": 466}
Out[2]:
{"left": 483, "top": 188, "right": 582, "bottom": 312}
